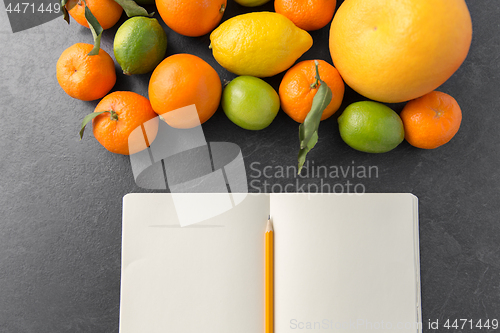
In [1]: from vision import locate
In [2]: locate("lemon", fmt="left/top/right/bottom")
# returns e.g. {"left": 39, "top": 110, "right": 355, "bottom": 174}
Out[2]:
{"left": 114, "top": 17, "right": 167, "bottom": 75}
{"left": 209, "top": 12, "right": 313, "bottom": 77}
{"left": 233, "top": 0, "right": 271, "bottom": 6}
{"left": 338, "top": 101, "right": 404, "bottom": 153}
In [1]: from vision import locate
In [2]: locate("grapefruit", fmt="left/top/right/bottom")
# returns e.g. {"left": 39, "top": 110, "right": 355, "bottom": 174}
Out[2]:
{"left": 329, "top": 0, "right": 472, "bottom": 103}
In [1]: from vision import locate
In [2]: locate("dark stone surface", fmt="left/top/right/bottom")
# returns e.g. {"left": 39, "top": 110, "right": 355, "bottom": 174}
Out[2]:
{"left": 0, "top": 0, "right": 499, "bottom": 332}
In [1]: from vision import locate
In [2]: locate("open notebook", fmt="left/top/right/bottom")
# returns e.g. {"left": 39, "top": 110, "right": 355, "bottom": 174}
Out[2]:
{"left": 120, "top": 193, "right": 421, "bottom": 333}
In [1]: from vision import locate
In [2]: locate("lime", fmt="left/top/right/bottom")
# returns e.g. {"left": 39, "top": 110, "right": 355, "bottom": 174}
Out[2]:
{"left": 338, "top": 101, "right": 404, "bottom": 153}
{"left": 222, "top": 76, "right": 280, "bottom": 130}
{"left": 114, "top": 17, "right": 167, "bottom": 75}
{"left": 233, "top": 0, "right": 271, "bottom": 7}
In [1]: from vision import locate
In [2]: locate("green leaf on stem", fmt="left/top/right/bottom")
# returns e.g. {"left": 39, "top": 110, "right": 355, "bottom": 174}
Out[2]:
{"left": 298, "top": 131, "right": 318, "bottom": 173}
{"left": 83, "top": 1, "right": 103, "bottom": 56}
{"left": 79, "top": 111, "right": 110, "bottom": 140}
{"left": 113, "top": 0, "right": 153, "bottom": 18}
{"left": 61, "top": 0, "right": 70, "bottom": 24}
{"left": 297, "top": 61, "right": 332, "bottom": 175}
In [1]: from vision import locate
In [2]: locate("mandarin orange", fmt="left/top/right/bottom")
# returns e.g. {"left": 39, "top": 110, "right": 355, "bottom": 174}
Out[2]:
{"left": 148, "top": 54, "right": 222, "bottom": 128}
{"left": 279, "top": 60, "right": 344, "bottom": 123}
{"left": 275, "top": 0, "right": 336, "bottom": 31}
{"left": 400, "top": 91, "right": 462, "bottom": 149}
{"left": 56, "top": 43, "right": 116, "bottom": 101}
{"left": 66, "top": 0, "right": 123, "bottom": 30}
{"left": 92, "top": 91, "right": 159, "bottom": 155}
{"left": 156, "top": 0, "right": 227, "bottom": 37}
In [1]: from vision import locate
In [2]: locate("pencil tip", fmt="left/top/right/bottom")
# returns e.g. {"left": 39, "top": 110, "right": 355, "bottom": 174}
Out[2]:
{"left": 266, "top": 218, "right": 273, "bottom": 232}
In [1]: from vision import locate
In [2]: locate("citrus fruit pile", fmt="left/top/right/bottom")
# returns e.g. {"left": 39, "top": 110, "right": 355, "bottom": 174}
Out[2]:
{"left": 56, "top": 0, "right": 472, "bottom": 171}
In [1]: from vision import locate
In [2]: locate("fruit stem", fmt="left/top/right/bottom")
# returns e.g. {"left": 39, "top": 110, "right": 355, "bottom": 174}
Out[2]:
{"left": 310, "top": 60, "right": 321, "bottom": 89}
{"left": 219, "top": 4, "right": 226, "bottom": 13}
{"left": 109, "top": 110, "right": 118, "bottom": 121}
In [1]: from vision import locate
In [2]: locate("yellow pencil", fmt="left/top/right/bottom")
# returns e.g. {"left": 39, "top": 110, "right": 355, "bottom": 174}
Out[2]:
{"left": 265, "top": 217, "right": 274, "bottom": 333}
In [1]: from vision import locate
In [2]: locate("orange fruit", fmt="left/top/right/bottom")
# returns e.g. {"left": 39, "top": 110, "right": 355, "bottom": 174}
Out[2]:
{"left": 148, "top": 54, "right": 222, "bottom": 129}
{"left": 329, "top": 0, "right": 472, "bottom": 103}
{"left": 92, "top": 91, "right": 159, "bottom": 155}
{"left": 279, "top": 60, "right": 345, "bottom": 123}
{"left": 66, "top": 0, "right": 123, "bottom": 30}
{"left": 400, "top": 91, "right": 462, "bottom": 149}
{"left": 275, "top": 0, "right": 336, "bottom": 31}
{"left": 56, "top": 43, "right": 116, "bottom": 101}
{"left": 156, "top": 0, "right": 227, "bottom": 37}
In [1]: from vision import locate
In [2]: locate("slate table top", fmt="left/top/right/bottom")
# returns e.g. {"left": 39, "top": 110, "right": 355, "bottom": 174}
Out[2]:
{"left": 0, "top": 0, "right": 499, "bottom": 332}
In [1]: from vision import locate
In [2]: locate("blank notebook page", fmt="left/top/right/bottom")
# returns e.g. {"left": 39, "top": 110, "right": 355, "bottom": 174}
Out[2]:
{"left": 120, "top": 193, "right": 269, "bottom": 333}
{"left": 271, "top": 193, "right": 421, "bottom": 333}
